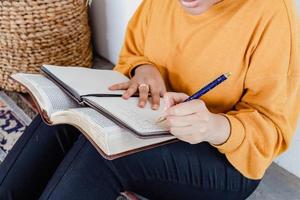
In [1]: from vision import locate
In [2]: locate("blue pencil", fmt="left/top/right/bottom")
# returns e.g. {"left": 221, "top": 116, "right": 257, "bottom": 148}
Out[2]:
{"left": 156, "top": 72, "right": 231, "bottom": 123}
{"left": 183, "top": 72, "right": 231, "bottom": 102}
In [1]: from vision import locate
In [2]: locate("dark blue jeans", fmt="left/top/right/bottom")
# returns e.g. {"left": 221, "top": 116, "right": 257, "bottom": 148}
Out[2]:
{"left": 0, "top": 115, "right": 260, "bottom": 200}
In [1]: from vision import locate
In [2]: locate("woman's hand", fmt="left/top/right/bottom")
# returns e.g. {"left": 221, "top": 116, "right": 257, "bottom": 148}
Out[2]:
{"left": 109, "top": 65, "right": 166, "bottom": 110}
{"left": 162, "top": 92, "right": 231, "bottom": 145}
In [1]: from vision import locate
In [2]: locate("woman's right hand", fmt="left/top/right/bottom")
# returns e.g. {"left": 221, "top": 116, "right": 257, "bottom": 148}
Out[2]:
{"left": 109, "top": 64, "right": 167, "bottom": 110}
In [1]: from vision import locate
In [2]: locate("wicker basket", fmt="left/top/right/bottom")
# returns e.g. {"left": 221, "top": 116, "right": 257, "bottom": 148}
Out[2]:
{"left": 0, "top": 0, "right": 93, "bottom": 92}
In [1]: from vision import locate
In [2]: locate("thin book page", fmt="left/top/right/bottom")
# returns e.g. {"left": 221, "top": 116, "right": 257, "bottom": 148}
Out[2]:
{"left": 15, "top": 74, "right": 79, "bottom": 116}
{"left": 84, "top": 97, "right": 169, "bottom": 135}
{"left": 52, "top": 107, "right": 175, "bottom": 156}
{"left": 50, "top": 107, "right": 111, "bottom": 155}
{"left": 42, "top": 65, "right": 130, "bottom": 97}
{"left": 67, "top": 108, "right": 174, "bottom": 156}
{"left": 70, "top": 107, "right": 121, "bottom": 131}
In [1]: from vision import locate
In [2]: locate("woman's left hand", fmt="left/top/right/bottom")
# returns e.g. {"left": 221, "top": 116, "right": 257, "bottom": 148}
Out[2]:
{"left": 163, "top": 92, "right": 231, "bottom": 145}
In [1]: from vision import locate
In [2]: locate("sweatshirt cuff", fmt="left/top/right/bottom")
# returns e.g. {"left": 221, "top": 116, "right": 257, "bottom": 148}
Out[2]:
{"left": 212, "top": 114, "right": 246, "bottom": 153}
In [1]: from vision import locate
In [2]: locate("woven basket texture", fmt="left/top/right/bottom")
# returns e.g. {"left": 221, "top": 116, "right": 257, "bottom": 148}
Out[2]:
{"left": 0, "top": 0, "right": 93, "bottom": 92}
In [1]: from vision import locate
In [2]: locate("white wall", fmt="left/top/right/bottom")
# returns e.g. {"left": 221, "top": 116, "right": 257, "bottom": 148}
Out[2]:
{"left": 90, "top": 0, "right": 300, "bottom": 178}
{"left": 90, "top": 0, "right": 142, "bottom": 64}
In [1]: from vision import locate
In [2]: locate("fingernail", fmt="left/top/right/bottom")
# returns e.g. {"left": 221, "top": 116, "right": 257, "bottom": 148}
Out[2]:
{"left": 152, "top": 104, "right": 158, "bottom": 110}
{"left": 139, "top": 102, "right": 145, "bottom": 107}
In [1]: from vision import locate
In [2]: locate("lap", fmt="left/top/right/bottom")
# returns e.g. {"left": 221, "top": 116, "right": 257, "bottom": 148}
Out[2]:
{"left": 0, "top": 115, "right": 80, "bottom": 200}
{"left": 0, "top": 115, "right": 260, "bottom": 200}
{"left": 41, "top": 134, "right": 260, "bottom": 200}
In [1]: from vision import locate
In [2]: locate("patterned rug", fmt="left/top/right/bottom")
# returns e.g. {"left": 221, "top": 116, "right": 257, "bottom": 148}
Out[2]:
{"left": 0, "top": 91, "right": 32, "bottom": 162}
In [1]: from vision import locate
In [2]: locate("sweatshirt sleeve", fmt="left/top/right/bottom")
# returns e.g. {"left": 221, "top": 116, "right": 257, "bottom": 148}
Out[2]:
{"left": 114, "top": 0, "right": 155, "bottom": 77}
{"left": 214, "top": 2, "right": 300, "bottom": 179}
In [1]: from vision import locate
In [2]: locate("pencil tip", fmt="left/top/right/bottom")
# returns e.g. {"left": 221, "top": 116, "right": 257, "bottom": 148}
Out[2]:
{"left": 156, "top": 117, "right": 166, "bottom": 124}
{"left": 225, "top": 72, "right": 232, "bottom": 78}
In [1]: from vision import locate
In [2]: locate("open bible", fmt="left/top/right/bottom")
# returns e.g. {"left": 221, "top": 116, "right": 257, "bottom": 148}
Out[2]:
{"left": 11, "top": 69, "right": 176, "bottom": 159}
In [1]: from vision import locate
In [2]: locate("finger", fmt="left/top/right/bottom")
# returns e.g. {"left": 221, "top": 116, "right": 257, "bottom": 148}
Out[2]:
{"left": 164, "top": 92, "right": 189, "bottom": 105}
{"left": 166, "top": 115, "right": 196, "bottom": 127}
{"left": 109, "top": 82, "right": 130, "bottom": 90}
{"left": 122, "top": 83, "right": 138, "bottom": 99}
{"left": 170, "top": 126, "right": 204, "bottom": 143}
{"left": 170, "top": 126, "right": 193, "bottom": 137}
{"left": 165, "top": 100, "right": 206, "bottom": 116}
{"left": 138, "top": 86, "right": 150, "bottom": 108}
{"left": 171, "top": 123, "right": 207, "bottom": 136}
{"left": 150, "top": 89, "right": 160, "bottom": 110}
{"left": 163, "top": 93, "right": 172, "bottom": 111}
{"left": 160, "top": 85, "right": 167, "bottom": 97}
{"left": 163, "top": 93, "right": 189, "bottom": 111}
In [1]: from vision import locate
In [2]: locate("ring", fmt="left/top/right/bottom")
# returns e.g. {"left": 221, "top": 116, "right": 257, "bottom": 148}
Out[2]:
{"left": 138, "top": 83, "right": 150, "bottom": 91}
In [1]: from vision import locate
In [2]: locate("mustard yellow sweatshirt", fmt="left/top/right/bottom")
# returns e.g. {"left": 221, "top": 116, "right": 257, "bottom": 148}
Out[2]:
{"left": 114, "top": 0, "right": 300, "bottom": 179}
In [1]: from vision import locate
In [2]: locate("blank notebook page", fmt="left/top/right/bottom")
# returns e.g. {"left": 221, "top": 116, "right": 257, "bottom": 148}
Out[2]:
{"left": 43, "top": 65, "right": 130, "bottom": 96}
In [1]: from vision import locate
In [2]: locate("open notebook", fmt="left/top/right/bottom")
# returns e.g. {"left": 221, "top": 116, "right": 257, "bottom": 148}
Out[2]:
{"left": 11, "top": 73, "right": 176, "bottom": 159}
{"left": 41, "top": 65, "right": 129, "bottom": 103}
{"left": 40, "top": 65, "right": 169, "bottom": 137}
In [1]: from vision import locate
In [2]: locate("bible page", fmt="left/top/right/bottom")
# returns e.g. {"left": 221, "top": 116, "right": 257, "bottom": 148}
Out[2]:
{"left": 12, "top": 74, "right": 79, "bottom": 116}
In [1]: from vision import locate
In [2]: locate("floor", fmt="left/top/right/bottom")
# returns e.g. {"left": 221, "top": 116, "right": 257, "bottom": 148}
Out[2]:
{"left": 249, "top": 163, "right": 300, "bottom": 200}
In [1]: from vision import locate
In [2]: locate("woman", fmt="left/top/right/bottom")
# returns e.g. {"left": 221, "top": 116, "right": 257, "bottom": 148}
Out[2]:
{"left": 0, "top": 0, "right": 299, "bottom": 199}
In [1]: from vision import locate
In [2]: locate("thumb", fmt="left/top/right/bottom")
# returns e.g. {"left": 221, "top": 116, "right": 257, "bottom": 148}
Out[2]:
{"left": 163, "top": 92, "right": 189, "bottom": 111}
